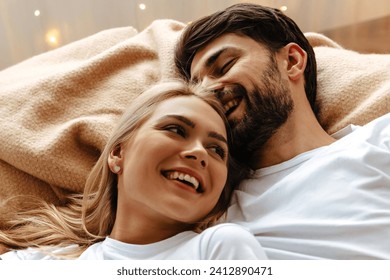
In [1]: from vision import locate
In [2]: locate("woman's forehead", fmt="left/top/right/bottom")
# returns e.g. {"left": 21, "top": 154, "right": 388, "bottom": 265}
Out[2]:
{"left": 150, "top": 96, "right": 226, "bottom": 132}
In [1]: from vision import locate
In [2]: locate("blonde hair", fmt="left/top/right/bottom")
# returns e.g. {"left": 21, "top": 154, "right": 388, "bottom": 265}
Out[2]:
{"left": 0, "top": 81, "right": 246, "bottom": 258}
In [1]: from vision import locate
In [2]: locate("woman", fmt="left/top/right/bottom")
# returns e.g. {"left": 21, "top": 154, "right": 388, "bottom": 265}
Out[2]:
{"left": 0, "top": 81, "right": 267, "bottom": 260}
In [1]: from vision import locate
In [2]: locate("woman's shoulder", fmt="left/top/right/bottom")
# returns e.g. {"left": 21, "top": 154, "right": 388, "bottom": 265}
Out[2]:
{"left": 0, "top": 245, "right": 78, "bottom": 260}
{"left": 198, "top": 223, "right": 268, "bottom": 259}
{"left": 201, "top": 222, "right": 253, "bottom": 238}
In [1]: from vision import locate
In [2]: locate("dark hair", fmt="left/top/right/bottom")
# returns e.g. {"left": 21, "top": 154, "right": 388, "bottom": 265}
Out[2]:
{"left": 175, "top": 3, "right": 318, "bottom": 113}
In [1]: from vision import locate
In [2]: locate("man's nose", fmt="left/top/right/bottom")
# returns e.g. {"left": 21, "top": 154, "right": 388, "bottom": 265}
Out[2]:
{"left": 200, "top": 78, "right": 226, "bottom": 100}
{"left": 201, "top": 76, "right": 224, "bottom": 91}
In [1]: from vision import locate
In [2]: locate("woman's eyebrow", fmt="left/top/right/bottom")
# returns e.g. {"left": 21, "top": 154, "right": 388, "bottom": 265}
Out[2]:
{"left": 209, "top": 131, "right": 227, "bottom": 144}
{"left": 160, "top": 115, "right": 227, "bottom": 143}
{"left": 160, "top": 115, "right": 195, "bottom": 128}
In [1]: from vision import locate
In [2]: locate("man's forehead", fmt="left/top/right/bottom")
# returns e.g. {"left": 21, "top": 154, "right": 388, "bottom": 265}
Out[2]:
{"left": 190, "top": 33, "right": 252, "bottom": 76}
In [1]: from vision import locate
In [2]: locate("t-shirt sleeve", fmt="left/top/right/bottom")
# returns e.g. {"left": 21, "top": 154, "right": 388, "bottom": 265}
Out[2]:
{"left": 0, "top": 245, "right": 77, "bottom": 260}
{"left": 200, "top": 223, "right": 267, "bottom": 260}
{"left": 0, "top": 248, "right": 50, "bottom": 260}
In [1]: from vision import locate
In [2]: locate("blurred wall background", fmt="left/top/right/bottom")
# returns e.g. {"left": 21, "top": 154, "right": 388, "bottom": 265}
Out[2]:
{"left": 1, "top": 0, "right": 389, "bottom": 70}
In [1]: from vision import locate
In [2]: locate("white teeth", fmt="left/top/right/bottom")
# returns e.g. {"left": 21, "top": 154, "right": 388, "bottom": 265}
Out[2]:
{"left": 223, "top": 99, "right": 240, "bottom": 114}
{"left": 166, "top": 171, "right": 200, "bottom": 190}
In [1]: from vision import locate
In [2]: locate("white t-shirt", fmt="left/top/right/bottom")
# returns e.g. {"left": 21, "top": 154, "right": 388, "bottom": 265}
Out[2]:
{"left": 0, "top": 223, "right": 267, "bottom": 260}
{"left": 225, "top": 113, "right": 390, "bottom": 259}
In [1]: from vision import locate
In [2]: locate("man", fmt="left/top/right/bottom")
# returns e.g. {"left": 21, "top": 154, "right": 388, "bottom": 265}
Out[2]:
{"left": 174, "top": 3, "right": 390, "bottom": 259}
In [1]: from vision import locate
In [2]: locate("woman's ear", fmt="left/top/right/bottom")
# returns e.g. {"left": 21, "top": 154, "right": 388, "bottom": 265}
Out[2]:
{"left": 284, "top": 43, "right": 307, "bottom": 81}
{"left": 107, "top": 145, "right": 123, "bottom": 174}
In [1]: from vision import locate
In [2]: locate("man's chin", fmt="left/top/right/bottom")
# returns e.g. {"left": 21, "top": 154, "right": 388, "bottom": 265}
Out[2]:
{"left": 228, "top": 117, "right": 241, "bottom": 129}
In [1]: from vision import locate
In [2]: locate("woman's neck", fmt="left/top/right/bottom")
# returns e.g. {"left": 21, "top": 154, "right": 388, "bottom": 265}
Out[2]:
{"left": 109, "top": 207, "right": 192, "bottom": 245}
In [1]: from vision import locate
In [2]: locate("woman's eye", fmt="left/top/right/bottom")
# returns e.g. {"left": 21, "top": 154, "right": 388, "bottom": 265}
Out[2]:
{"left": 209, "top": 145, "right": 227, "bottom": 160}
{"left": 165, "top": 125, "right": 186, "bottom": 137}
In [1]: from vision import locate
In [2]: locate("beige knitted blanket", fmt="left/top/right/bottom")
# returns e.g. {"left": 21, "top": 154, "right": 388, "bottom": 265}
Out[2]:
{"left": 0, "top": 20, "right": 389, "bottom": 224}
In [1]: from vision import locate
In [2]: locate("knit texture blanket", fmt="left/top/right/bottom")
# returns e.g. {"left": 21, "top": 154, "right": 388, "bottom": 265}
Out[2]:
{"left": 0, "top": 20, "right": 389, "bottom": 225}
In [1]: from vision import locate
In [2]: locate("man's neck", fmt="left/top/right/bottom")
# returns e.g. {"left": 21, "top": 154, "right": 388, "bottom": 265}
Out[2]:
{"left": 250, "top": 110, "right": 336, "bottom": 169}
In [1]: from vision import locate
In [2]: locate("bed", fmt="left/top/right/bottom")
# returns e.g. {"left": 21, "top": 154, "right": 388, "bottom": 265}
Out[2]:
{"left": 0, "top": 19, "right": 389, "bottom": 227}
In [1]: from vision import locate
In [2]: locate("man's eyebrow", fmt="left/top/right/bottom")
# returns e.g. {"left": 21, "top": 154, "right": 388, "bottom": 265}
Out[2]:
{"left": 191, "top": 47, "right": 230, "bottom": 83}
{"left": 205, "top": 47, "right": 229, "bottom": 68}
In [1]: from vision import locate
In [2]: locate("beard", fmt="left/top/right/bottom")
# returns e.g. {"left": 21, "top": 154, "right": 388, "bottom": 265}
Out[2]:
{"left": 229, "top": 62, "right": 294, "bottom": 166}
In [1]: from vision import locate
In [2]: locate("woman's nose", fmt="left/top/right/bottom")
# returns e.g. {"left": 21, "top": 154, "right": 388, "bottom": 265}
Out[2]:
{"left": 181, "top": 142, "right": 208, "bottom": 168}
